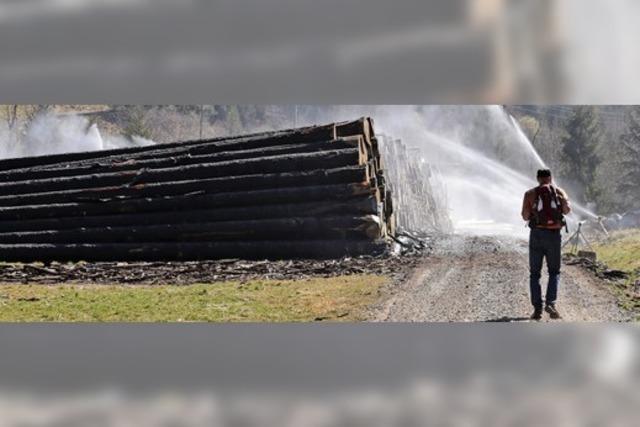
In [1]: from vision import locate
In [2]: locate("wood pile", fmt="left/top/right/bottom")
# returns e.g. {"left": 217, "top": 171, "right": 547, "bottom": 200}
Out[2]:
{"left": 379, "top": 135, "right": 452, "bottom": 234}
{"left": 0, "top": 118, "right": 394, "bottom": 261}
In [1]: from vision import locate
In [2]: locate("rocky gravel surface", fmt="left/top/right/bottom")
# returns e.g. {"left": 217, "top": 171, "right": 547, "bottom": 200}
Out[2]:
{"left": 370, "top": 234, "right": 632, "bottom": 322}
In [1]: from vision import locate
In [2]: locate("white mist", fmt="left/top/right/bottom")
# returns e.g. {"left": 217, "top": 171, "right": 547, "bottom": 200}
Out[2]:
{"left": 0, "top": 113, "right": 154, "bottom": 160}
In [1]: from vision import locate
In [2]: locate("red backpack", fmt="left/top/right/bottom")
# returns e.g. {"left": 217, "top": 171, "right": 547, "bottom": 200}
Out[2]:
{"left": 531, "top": 185, "right": 564, "bottom": 227}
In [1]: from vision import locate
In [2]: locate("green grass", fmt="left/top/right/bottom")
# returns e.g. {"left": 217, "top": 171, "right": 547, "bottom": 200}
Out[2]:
{"left": 593, "top": 229, "right": 640, "bottom": 272}
{"left": 593, "top": 228, "right": 640, "bottom": 317}
{"left": 0, "top": 275, "right": 387, "bottom": 322}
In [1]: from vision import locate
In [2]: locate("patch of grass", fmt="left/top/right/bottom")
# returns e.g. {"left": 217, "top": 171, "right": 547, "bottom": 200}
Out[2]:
{"left": 0, "top": 275, "right": 386, "bottom": 322}
{"left": 593, "top": 229, "right": 640, "bottom": 272}
{"left": 593, "top": 228, "right": 640, "bottom": 319}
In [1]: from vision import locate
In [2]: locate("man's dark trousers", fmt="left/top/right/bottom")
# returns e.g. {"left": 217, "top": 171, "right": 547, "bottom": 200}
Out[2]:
{"left": 529, "top": 227, "right": 561, "bottom": 308}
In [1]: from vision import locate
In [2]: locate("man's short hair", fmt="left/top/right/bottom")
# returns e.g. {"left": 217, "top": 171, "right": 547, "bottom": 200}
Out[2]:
{"left": 537, "top": 169, "right": 552, "bottom": 178}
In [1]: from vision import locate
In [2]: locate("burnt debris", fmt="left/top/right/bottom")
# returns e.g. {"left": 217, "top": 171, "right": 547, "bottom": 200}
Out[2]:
{"left": 0, "top": 118, "right": 449, "bottom": 262}
{"left": 0, "top": 118, "right": 395, "bottom": 261}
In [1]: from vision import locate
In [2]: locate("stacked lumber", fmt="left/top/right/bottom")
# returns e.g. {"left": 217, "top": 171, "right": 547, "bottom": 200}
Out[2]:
{"left": 379, "top": 135, "right": 452, "bottom": 234}
{"left": 0, "top": 118, "right": 394, "bottom": 261}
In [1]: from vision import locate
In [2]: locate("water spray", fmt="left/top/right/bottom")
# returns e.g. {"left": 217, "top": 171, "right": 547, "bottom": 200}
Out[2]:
{"left": 500, "top": 106, "right": 601, "bottom": 228}
{"left": 1, "top": 113, "right": 155, "bottom": 160}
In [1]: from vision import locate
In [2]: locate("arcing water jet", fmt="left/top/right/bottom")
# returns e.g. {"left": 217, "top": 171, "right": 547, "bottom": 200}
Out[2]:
{"left": 406, "top": 105, "right": 598, "bottom": 235}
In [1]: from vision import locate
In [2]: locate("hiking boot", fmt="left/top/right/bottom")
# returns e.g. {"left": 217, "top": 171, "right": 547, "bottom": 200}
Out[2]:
{"left": 545, "top": 304, "right": 562, "bottom": 319}
{"left": 530, "top": 307, "right": 543, "bottom": 321}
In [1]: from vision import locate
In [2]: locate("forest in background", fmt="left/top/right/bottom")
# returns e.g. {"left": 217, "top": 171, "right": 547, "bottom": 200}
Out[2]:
{"left": 509, "top": 105, "right": 640, "bottom": 216}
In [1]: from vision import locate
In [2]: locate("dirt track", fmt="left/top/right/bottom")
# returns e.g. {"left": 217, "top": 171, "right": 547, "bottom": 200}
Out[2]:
{"left": 372, "top": 234, "right": 631, "bottom": 322}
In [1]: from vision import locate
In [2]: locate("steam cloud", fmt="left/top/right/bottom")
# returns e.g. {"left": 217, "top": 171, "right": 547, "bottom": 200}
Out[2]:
{"left": 293, "top": 105, "right": 552, "bottom": 237}
{"left": 0, "top": 113, "right": 154, "bottom": 160}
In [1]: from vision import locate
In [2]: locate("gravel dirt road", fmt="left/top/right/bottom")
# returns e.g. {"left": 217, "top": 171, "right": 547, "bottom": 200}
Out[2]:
{"left": 372, "top": 234, "right": 631, "bottom": 322}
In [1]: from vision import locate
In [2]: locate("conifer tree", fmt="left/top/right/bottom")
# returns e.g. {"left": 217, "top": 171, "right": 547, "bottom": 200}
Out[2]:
{"left": 618, "top": 106, "right": 640, "bottom": 209}
{"left": 560, "top": 106, "right": 603, "bottom": 203}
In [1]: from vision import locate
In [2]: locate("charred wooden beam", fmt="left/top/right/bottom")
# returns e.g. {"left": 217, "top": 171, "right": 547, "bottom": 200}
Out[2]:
{"left": 0, "top": 165, "right": 371, "bottom": 209}
{"left": 0, "top": 149, "right": 363, "bottom": 196}
{"left": 0, "top": 185, "right": 375, "bottom": 228}
{"left": 0, "top": 139, "right": 366, "bottom": 182}
{"left": 0, "top": 240, "right": 387, "bottom": 262}
{"left": 0, "top": 215, "right": 383, "bottom": 244}
{"left": 0, "top": 121, "right": 340, "bottom": 171}
{"left": 0, "top": 197, "right": 379, "bottom": 232}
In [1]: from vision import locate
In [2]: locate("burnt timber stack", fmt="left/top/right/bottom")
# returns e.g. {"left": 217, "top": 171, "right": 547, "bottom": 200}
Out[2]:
{"left": 0, "top": 118, "right": 394, "bottom": 261}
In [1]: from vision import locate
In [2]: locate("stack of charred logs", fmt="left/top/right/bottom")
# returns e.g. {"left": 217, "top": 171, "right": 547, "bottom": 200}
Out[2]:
{"left": 0, "top": 118, "right": 400, "bottom": 261}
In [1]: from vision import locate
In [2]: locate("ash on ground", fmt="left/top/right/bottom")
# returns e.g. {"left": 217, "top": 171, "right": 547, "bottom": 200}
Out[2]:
{"left": 0, "top": 236, "right": 434, "bottom": 285}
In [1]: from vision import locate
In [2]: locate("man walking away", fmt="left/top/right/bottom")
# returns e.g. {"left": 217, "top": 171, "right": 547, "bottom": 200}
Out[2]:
{"left": 521, "top": 169, "right": 571, "bottom": 320}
